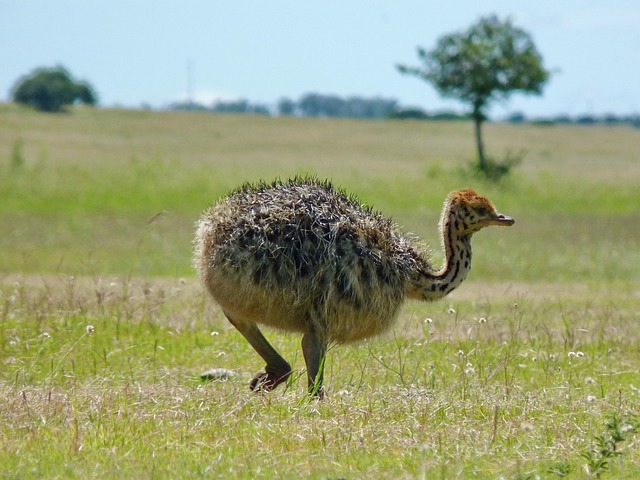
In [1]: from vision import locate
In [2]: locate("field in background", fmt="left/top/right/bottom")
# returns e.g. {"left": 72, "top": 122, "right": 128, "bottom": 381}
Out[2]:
{"left": 1, "top": 105, "right": 639, "bottom": 478}
{"left": 1, "top": 105, "right": 638, "bottom": 282}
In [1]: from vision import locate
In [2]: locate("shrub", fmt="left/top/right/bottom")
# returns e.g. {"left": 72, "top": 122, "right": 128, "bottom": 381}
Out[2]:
{"left": 11, "top": 66, "right": 97, "bottom": 113}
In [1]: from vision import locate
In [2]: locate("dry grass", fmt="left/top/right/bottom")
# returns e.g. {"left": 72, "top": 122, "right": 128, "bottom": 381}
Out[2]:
{"left": 2, "top": 104, "right": 639, "bottom": 181}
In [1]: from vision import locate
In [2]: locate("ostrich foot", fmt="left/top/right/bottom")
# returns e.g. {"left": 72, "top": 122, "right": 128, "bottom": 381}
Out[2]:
{"left": 249, "top": 368, "right": 292, "bottom": 392}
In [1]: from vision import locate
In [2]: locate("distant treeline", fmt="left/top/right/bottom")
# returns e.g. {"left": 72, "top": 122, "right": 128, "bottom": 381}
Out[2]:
{"left": 171, "top": 99, "right": 271, "bottom": 115}
{"left": 281, "top": 94, "right": 398, "bottom": 118}
{"left": 171, "top": 93, "right": 397, "bottom": 118}
{"left": 170, "top": 93, "right": 470, "bottom": 121}
{"left": 169, "top": 94, "right": 640, "bottom": 127}
{"left": 507, "top": 111, "right": 640, "bottom": 128}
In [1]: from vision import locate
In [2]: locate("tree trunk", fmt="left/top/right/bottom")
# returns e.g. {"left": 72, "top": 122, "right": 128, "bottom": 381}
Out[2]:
{"left": 472, "top": 105, "right": 486, "bottom": 171}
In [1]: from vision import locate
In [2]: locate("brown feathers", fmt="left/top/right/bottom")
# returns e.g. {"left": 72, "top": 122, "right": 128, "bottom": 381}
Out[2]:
{"left": 195, "top": 178, "right": 513, "bottom": 344}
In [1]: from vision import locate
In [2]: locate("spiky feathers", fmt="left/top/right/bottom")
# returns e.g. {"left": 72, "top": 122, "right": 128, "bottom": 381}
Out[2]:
{"left": 195, "top": 177, "right": 513, "bottom": 344}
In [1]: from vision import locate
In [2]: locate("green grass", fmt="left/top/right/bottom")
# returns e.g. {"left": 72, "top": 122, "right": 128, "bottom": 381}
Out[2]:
{"left": 1, "top": 105, "right": 639, "bottom": 478}
{"left": 1, "top": 106, "right": 639, "bottom": 282}
{"left": 1, "top": 278, "right": 638, "bottom": 478}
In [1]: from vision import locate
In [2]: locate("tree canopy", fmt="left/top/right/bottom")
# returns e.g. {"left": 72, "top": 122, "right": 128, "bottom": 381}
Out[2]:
{"left": 398, "top": 15, "right": 550, "bottom": 175}
{"left": 11, "top": 66, "right": 98, "bottom": 113}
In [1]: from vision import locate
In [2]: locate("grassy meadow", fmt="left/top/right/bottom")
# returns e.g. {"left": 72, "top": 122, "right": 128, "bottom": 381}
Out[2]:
{"left": 1, "top": 104, "right": 639, "bottom": 478}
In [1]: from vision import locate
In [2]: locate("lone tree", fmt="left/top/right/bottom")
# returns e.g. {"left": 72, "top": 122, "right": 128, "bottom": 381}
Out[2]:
{"left": 398, "top": 15, "right": 550, "bottom": 175}
{"left": 11, "top": 66, "right": 97, "bottom": 113}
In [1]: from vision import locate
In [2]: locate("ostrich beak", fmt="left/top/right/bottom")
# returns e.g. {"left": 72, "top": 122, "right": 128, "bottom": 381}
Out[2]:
{"left": 493, "top": 212, "right": 515, "bottom": 226}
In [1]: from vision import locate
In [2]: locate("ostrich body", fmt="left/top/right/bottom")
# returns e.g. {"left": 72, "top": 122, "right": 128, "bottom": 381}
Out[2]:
{"left": 194, "top": 178, "right": 514, "bottom": 395}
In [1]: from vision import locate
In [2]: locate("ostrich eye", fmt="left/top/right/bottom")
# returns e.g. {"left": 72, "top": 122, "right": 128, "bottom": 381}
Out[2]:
{"left": 475, "top": 206, "right": 488, "bottom": 216}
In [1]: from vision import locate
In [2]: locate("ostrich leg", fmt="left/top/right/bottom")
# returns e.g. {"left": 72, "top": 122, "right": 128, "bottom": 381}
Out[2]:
{"left": 224, "top": 312, "right": 292, "bottom": 392}
{"left": 302, "top": 329, "right": 327, "bottom": 397}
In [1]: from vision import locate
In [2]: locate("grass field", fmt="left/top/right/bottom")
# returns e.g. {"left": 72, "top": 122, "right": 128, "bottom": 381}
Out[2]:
{"left": 1, "top": 104, "right": 639, "bottom": 478}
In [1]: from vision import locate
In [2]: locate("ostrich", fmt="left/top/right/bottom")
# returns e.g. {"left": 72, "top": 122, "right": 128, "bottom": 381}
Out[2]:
{"left": 194, "top": 177, "right": 514, "bottom": 395}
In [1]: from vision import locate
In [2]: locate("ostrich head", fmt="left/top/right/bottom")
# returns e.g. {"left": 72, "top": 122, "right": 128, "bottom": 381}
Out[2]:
{"left": 444, "top": 189, "right": 515, "bottom": 235}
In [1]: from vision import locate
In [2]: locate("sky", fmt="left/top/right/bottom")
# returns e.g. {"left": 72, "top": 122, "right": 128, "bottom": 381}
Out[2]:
{"left": 2, "top": 0, "right": 640, "bottom": 118}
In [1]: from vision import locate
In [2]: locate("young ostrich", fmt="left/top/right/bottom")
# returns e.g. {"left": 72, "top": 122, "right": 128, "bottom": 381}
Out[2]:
{"left": 194, "top": 177, "right": 514, "bottom": 395}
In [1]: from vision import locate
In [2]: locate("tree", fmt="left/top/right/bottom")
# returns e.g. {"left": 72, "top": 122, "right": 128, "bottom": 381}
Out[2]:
{"left": 398, "top": 15, "right": 550, "bottom": 174}
{"left": 277, "top": 97, "right": 296, "bottom": 116}
{"left": 11, "top": 66, "right": 97, "bottom": 112}
{"left": 299, "top": 93, "right": 345, "bottom": 117}
{"left": 295, "top": 93, "right": 398, "bottom": 119}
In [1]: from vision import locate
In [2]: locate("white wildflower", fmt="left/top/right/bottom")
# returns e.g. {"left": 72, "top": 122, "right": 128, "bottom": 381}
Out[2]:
{"left": 521, "top": 422, "right": 534, "bottom": 433}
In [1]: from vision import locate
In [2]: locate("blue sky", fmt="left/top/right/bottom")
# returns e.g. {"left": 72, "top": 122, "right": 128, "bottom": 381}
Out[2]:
{"left": 2, "top": 0, "right": 639, "bottom": 117}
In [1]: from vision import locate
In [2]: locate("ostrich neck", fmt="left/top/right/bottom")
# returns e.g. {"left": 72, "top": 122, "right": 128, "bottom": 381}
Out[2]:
{"left": 408, "top": 213, "right": 473, "bottom": 301}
